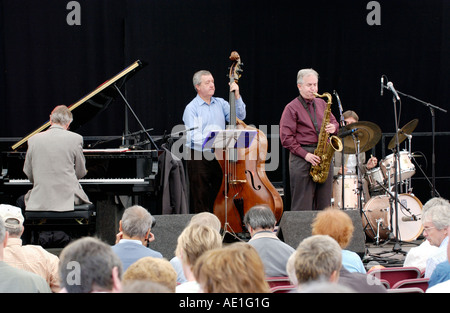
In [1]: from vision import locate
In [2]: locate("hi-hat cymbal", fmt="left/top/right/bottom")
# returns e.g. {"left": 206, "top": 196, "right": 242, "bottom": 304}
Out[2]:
{"left": 339, "top": 121, "right": 382, "bottom": 154}
{"left": 388, "top": 119, "right": 419, "bottom": 150}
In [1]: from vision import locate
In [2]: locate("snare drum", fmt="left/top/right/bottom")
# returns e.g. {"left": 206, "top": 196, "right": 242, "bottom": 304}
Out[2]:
{"left": 380, "top": 151, "right": 415, "bottom": 182}
{"left": 362, "top": 193, "right": 423, "bottom": 242}
{"left": 366, "top": 167, "right": 385, "bottom": 192}
{"left": 332, "top": 175, "right": 359, "bottom": 210}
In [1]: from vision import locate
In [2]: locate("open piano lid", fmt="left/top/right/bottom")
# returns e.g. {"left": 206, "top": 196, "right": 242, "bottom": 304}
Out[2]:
{"left": 11, "top": 60, "right": 145, "bottom": 151}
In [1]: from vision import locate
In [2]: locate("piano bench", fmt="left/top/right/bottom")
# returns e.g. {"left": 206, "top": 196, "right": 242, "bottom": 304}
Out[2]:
{"left": 23, "top": 203, "right": 96, "bottom": 246}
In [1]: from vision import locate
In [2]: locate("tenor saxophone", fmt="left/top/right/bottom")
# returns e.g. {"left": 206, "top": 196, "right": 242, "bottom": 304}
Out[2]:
{"left": 309, "top": 92, "right": 343, "bottom": 183}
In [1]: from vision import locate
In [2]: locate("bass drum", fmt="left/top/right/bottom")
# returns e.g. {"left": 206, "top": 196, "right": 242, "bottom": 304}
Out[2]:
{"left": 362, "top": 194, "right": 423, "bottom": 242}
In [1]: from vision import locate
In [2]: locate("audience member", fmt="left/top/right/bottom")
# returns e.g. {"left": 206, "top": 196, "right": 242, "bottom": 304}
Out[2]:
{"left": 0, "top": 204, "right": 60, "bottom": 292}
{"left": 175, "top": 223, "right": 222, "bottom": 293}
{"left": 293, "top": 234, "right": 386, "bottom": 293}
{"left": 428, "top": 260, "right": 450, "bottom": 289}
{"left": 293, "top": 235, "right": 342, "bottom": 288}
{"left": 193, "top": 242, "right": 270, "bottom": 293}
{"left": 286, "top": 251, "right": 298, "bottom": 286}
{"left": 170, "top": 212, "right": 221, "bottom": 283}
{"left": 298, "top": 281, "right": 355, "bottom": 293}
{"left": 404, "top": 197, "right": 449, "bottom": 271}
{"left": 289, "top": 234, "right": 386, "bottom": 293}
{"left": 311, "top": 207, "right": 366, "bottom": 273}
{"left": 421, "top": 204, "right": 450, "bottom": 278}
{"left": 427, "top": 223, "right": 450, "bottom": 293}
{"left": 112, "top": 205, "right": 162, "bottom": 271}
{"left": 243, "top": 205, "right": 295, "bottom": 277}
{"left": 121, "top": 280, "right": 171, "bottom": 293}
{"left": 122, "top": 256, "right": 177, "bottom": 292}
{"left": 58, "top": 236, "right": 122, "bottom": 293}
{"left": 0, "top": 218, "right": 51, "bottom": 293}
{"left": 338, "top": 267, "right": 387, "bottom": 293}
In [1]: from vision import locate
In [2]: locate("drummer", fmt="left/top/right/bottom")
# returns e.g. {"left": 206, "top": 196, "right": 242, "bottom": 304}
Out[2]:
{"left": 333, "top": 110, "right": 378, "bottom": 202}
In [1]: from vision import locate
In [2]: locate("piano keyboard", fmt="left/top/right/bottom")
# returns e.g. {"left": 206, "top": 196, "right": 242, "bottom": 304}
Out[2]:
{"left": 5, "top": 178, "right": 149, "bottom": 185}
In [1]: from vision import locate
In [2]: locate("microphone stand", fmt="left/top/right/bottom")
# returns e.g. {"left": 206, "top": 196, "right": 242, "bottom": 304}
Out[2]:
{"left": 381, "top": 85, "right": 408, "bottom": 254}
{"left": 334, "top": 91, "right": 346, "bottom": 209}
{"left": 382, "top": 84, "right": 447, "bottom": 198}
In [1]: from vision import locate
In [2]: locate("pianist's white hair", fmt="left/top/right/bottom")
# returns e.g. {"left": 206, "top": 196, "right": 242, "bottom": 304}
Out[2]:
{"left": 50, "top": 105, "right": 73, "bottom": 126}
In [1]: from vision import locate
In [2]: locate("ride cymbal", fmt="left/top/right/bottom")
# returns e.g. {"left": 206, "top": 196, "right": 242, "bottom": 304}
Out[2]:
{"left": 388, "top": 119, "right": 419, "bottom": 150}
{"left": 339, "top": 121, "right": 382, "bottom": 154}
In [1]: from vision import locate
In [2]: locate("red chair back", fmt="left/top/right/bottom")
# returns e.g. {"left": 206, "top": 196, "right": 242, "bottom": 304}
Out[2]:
{"left": 270, "top": 285, "right": 297, "bottom": 293}
{"left": 391, "top": 277, "right": 429, "bottom": 292}
{"left": 265, "top": 276, "right": 292, "bottom": 288}
{"left": 368, "top": 267, "right": 421, "bottom": 287}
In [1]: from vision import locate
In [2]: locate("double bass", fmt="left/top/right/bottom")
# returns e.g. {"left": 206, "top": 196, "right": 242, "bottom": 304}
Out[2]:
{"left": 213, "top": 51, "right": 283, "bottom": 235}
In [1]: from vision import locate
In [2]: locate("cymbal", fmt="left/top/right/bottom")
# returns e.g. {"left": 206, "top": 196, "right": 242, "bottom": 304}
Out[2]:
{"left": 338, "top": 121, "right": 382, "bottom": 154}
{"left": 387, "top": 119, "right": 419, "bottom": 150}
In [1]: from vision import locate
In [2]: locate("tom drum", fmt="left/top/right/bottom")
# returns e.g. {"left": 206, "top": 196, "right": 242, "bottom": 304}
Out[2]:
{"left": 332, "top": 175, "right": 359, "bottom": 210}
{"left": 380, "top": 151, "right": 415, "bottom": 182}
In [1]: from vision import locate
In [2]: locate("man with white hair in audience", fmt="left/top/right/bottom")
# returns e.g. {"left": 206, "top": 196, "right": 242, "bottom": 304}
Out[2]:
{"left": 421, "top": 203, "right": 450, "bottom": 278}
{"left": 403, "top": 197, "right": 449, "bottom": 272}
{"left": 427, "top": 223, "right": 450, "bottom": 293}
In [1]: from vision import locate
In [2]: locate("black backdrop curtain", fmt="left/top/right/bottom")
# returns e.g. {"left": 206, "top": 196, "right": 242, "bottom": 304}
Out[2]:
{"left": 1, "top": 0, "right": 449, "bottom": 204}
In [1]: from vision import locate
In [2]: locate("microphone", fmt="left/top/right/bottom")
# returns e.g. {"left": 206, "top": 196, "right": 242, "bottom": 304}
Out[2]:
{"left": 339, "top": 128, "right": 359, "bottom": 138}
{"left": 387, "top": 81, "right": 400, "bottom": 100}
{"left": 333, "top": 90, "right": 345, "bottom": 127}
{"left": 401, "top": 215, "right": 418, "bottom": 222}
{"left": 380, "top": 76, "right": 384, "bottom": 96}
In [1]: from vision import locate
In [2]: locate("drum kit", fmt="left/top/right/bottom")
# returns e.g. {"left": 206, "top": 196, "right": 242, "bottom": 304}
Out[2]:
{"left": 332, "top": 118, "right": 424, "bottom": 245}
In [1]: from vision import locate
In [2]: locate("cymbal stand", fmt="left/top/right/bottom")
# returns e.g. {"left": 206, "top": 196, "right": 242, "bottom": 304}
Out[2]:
{"left": 354, "top": 134, "right": 376, "bottom": 238}
{"left": 353, "top": 135, "right": 364, "bottom": 213}
{"left": 382, "top": 94, "right": 407, "bottom": 254}
{"left": 405, "top": 134, "right": 413, "bottom": 194}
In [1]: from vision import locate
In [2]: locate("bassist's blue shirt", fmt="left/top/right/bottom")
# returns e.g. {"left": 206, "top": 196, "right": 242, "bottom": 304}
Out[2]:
{"left": 183, "top": 94, "right": 246, "bottom": 151}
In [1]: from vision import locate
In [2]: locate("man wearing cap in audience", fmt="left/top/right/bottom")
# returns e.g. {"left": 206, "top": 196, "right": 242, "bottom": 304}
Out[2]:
{"left": 0, "top": 212, "right": 51, "bottom": 293}
{"left": 0, "top": 204, "right": 60, "bottom": 292}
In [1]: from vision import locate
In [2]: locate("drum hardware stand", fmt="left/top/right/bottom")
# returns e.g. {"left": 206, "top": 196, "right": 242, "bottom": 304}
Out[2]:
{"left": 353, "top": 135, "right": 377, "bottom": 239}
{"left": 410, "top": 152, "right": 441, "bottom": 198}
{"left": 374, "top": 218, "right": 384, "bottom": 246}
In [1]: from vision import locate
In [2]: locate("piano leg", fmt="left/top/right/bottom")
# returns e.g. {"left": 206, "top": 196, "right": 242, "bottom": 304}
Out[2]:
{"left": 94, "top": 194, "right": 125, "bottom": 245}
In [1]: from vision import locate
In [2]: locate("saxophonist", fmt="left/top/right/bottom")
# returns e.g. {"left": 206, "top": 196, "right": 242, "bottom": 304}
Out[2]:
{"left": 280, "top": 69, "right": 339, "bottom": 211}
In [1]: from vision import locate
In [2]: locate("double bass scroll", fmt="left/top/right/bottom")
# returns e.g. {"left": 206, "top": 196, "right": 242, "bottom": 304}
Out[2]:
{"left": 213, "top": 51, "right": 283, "bottom": 236}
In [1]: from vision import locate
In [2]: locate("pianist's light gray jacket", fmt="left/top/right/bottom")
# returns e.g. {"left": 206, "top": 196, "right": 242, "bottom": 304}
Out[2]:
{"left": 23, "top": 125, "right": 91, "bottom": 212}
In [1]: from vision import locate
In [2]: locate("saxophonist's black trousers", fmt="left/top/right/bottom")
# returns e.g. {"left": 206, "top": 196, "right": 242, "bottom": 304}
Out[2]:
{"left": 289, "top": 147, "right": 333, "bottom": 211}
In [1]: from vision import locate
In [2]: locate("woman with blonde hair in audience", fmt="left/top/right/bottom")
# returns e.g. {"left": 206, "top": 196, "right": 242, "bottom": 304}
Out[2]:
{"left": 175, "top": 223, "right": 222, "bottom": 292}
{"left": 193, "top": 242, "right": 270, "bottom": 293}
{"left": 122, "top": 256, "right": 177, "bottom": 292}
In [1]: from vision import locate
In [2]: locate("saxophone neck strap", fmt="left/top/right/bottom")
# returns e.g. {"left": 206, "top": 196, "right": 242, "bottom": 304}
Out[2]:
{"left": 298, "top": 95, "right": 319, "bottom": 135}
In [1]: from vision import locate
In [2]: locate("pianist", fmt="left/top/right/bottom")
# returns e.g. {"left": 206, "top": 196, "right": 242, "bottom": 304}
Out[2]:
{"left": 21, "top": 105, "right": 91, "bottom": 212}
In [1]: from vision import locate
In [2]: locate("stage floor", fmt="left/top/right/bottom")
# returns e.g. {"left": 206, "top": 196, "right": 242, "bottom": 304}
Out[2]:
{"left": 363, "top": 238, "right": 424, "bottom": 269}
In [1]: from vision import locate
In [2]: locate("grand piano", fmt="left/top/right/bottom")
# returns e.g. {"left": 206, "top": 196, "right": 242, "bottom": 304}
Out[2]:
{"left": 0, "top": 60, "right": 161, "bottom": 243}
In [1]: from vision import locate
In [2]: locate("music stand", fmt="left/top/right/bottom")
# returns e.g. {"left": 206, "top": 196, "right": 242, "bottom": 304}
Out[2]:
{"left": 203, "top": 129, "right": 257, "bottom": 239}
